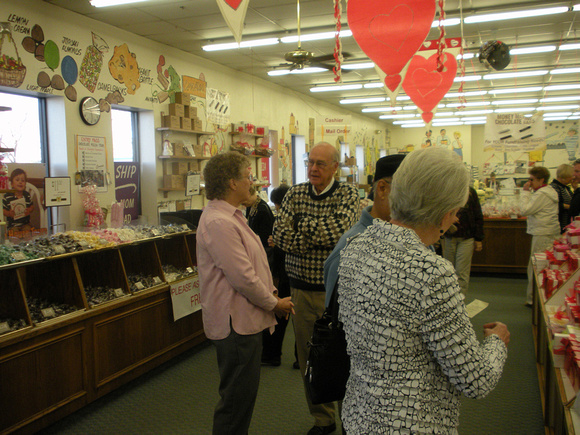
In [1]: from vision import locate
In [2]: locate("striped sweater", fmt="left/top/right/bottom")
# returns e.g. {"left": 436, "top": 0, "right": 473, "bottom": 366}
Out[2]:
{"left": 272, "top": 180, "right": 359, "bottom": 291}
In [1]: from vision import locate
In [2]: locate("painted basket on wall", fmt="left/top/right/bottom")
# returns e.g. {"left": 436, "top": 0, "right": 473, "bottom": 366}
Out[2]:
{"left": 0, "top": 66, "right": 26, "bottom": 88}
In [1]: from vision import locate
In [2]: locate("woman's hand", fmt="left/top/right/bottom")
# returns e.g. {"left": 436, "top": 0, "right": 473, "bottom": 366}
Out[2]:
{"left": 483, "top": 322, "right": 510, "bottom": 347}
{"left": 273, "top": 296, "right": 295, "bottom": 319}
{"left": 523, "top": 181, "right": 531, "bottom": 191}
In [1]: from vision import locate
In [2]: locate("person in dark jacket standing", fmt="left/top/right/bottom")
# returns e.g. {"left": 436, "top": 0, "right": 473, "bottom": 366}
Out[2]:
{"left": 570, "top": 159, "right": 580, "bottom": 222}
{"left": 551, "top": 163, "right": 574, "bottom": 232}
{"left": 443, "top": 186, "right": 484, "bottom": 295}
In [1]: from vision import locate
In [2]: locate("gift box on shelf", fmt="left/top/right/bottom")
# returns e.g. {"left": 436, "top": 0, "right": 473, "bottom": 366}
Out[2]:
{"left": 174, "top": 92, "right": 191, "bottom": 105}
{"left": 168, "top": 103, "right": 185, "bottom": 118}
{"left": 245, "top": 123, "right": 255, "bottom": 134}
{"left": 184, "top": 106, "right": 197, "bottom": 118}
{"left": 568, "top": 228, "right": 580, "bottom": 248}
{"left": 553, "top": 333, "right": 571, "bottom": 368}
{"left": 162, "top": 115, "right": 180, "bottom": 129}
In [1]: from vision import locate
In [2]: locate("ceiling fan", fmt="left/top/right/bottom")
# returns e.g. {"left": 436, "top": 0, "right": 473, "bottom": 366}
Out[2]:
{"left": 278, "top": 0, "right": 350, "bottom": 72}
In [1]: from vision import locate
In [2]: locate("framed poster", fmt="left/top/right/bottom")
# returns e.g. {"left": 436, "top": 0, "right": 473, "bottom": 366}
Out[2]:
{"left": 45, "top": 177, "right": 71, "bottom": 206}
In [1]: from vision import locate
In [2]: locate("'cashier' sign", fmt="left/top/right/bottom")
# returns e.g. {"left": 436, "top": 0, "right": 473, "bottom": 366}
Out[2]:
{"left": 170, "top": 276, "right": 201, "bottom": 321}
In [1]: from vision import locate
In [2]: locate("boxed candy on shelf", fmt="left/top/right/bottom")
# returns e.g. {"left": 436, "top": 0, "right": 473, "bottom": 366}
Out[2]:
{"left": 554, "top": 243, "right": 571, "bottom": 261}
{"left": 162, "top": 115, "right": 180, "bottom": 129}
{"left": 534, "top": 252, "right": 550, "bottom": 271}
{"left": 570, "top": 251, "right": 580, "bottom": 272}
{"left": 193, "top": 118, "right": 203, "bottom": 131}
{"left": 232, "top": 123, "right": 244, "bottom": 133}
{"left": 174, "top": 92, "right": 191, "bottom": 105}
{"left": 184, "top": 106, "right": 197, "bottom": 118}
{"left": 543, "top": 269, "right": 571, "bottom": 299}
{"left": 256, "top": 126, "right": 268, "bottom": 136}
{"left": 245, "top": 123, "right": 255, "bottom": 134}
{"left": 168, "top": 103, "right": 185, "bottom": 118}
{"left": 180, "top": 117, "right": 191, "bottom": 130}
{"left": 568, "top": 228, "right": 580, "bottom": 248}
{"left": 553, "top": 333, "right": 570, "bottom": 368}
{"left": 547, "top": 305, "right": 570, "bottom": 333}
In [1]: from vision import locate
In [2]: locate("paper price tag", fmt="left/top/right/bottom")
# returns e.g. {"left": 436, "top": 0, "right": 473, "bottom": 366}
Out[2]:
{"left": 0, "top": 322, "right": 10, "bottom": 334}
{"left": 52, "top": 244, "right": 66, "bottom": 255}
{"left": 114, "top": 288, "right": 125, "bottom": 297}
{"left": 153, "top": 276, "right": 162, "bottom": 284}
{"left": 135, "top": 281, "right": 145, "bottom": 290}
{"left": 181, "top": 224, "right": 189, "bottom": 230}
{"left": 11, "top": 252, "right": 27, "bottom": 262}
{"left": 152, "top": 229, "right": 161, "bottom": 236}
{"left": 78, "top": 240, "right": 90, "bottom": 248}
{"left": 41, "top": 307, "right": 56, "bottom": 319}
{"left": 186, "top": 267, "right": 194, "bottom": 274}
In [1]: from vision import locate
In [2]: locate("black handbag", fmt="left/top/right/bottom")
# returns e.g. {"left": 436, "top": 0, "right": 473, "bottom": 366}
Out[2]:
{"left": 305, "top": 282, "right": 350, "bottom": 405}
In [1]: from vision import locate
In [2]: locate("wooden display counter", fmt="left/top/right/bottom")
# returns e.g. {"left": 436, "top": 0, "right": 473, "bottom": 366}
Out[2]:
{"left": 0, "top": 232, "right": 205, "bottom": 434}
{"left": 471, "top": 217, "right": 531, "bottom": 274}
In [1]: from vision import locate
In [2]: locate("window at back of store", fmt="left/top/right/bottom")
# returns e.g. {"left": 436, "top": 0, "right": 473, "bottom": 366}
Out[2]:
{"left": 111, "top": 109, "right": 136, "bottom": 162}
{"left": 0, "top": 92, "right": 44, "bottom": 163}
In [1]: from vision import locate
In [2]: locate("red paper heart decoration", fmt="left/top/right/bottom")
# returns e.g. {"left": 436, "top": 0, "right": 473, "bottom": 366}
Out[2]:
{"left": 348, "top": 0, "right": 437, "bottom": 92}
{"left": 402, "top": 51, "right": 458, "bottom": 123}
{"left": 225, "top": 0, "right": 242, "bottom": 9}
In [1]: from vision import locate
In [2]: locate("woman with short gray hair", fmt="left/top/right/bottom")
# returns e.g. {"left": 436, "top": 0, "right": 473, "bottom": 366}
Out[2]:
{"left": 197, "top": 151, "right": 294, "bottom": 434}
{"left": 338, "top": 147, "right": 510, "bottom": 434}
{"left": 551, "top": 163, "right": 574, "bottom": 233}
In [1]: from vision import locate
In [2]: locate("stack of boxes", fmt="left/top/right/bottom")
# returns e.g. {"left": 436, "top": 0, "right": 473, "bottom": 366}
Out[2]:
{"left": 161, "top": 92, "right": 203, "bottom": 132}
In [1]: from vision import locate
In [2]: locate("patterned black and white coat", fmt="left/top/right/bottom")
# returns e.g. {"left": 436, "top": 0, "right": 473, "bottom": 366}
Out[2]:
{"left": 272, "top": 180, "right": 359, "bottom": 291}
{"left": 338, "top": 221, "right": 508, "bottom": 434}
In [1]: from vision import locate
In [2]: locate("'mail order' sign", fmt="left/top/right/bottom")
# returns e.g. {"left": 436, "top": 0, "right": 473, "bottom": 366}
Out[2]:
{"left": 170, "top": 276, "right": 201, "bottom": 321}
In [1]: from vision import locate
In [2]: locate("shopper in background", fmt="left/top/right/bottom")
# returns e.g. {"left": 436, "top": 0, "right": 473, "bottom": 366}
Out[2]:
{"left": 196, "top": 152, "right": 294, "bottom": 435}
{"left": 338, "top": 147, "right": 509, "bottom": 434}
{"left": 568, "top": 159, "right": 580, "bottom": 221}
{"left": 272, "top": 142, "right": 359, "bottom": 435}
{"left": 324, "top": 153, "right": 406, "bottom": 307}
{"left": 550, "top": 163, "right": 574, "bottom": 233}
{"left": 521, "top": 166, "right": 560, "bottom": 306}
{"left": 261, "top": 184, "right": 291, "bottom": 367}
{"left": 242, "top": 185, "right": 275, "bottom": 251}
{"left": 443, "top": 186, "right": 484, "bottom": 295}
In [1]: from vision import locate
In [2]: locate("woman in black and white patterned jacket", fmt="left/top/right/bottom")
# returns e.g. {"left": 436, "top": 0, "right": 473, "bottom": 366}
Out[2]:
{"left": 338, "top": 147, "right": 510, "bottom": 434}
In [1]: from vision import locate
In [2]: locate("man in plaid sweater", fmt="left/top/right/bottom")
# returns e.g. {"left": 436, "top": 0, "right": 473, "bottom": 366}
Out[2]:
{"left": 273, "top": 142, "right": 359, "bottom": 435}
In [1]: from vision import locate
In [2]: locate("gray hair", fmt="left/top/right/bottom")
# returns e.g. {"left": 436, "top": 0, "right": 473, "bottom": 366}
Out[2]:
{"left": 203, "top": 152, "right": 250, "bottom": 200}
{"left": 389, "top": 147, "right": 469, "bottom": 228}
{"left": 312, "top": 142, "right": 340, "bottom": 163}
{"left": 557, "top": 163, "right": 573, "bottom": 179}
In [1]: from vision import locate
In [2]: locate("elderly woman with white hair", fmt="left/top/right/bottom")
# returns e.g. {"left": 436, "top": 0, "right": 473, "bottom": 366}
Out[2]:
{"left": 550, "top": 163, "right": 574, "bottom": 233}
{"left": 338, "top": 147, "right": 510, "bottom": 434}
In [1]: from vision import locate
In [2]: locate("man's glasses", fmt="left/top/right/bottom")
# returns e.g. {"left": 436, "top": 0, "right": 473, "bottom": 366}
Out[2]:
{"left": 307, "top": 160, "right": 329, "bottom": 168}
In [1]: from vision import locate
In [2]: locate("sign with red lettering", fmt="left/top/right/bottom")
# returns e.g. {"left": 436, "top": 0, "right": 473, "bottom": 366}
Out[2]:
{"left": 170, "top": 276, "right": 201, "bottom": 321}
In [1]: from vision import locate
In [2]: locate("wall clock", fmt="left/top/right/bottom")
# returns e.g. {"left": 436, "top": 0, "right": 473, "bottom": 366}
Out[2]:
{"left": 79, "top": 96, "right": 101, "bottom": 125}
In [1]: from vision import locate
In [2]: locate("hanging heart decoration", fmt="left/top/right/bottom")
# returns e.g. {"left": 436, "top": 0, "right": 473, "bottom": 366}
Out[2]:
{"left": 402, "top": 51, "right": 457, "bottom": 123}
{"left": 347, "top": 0, "right": 437, "bottom": 92}
{"left": 225, "top": 0, "right": 243, "bottom": 9}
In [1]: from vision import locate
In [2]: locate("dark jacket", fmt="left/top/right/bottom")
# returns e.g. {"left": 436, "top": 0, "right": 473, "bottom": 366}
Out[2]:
{"left": 551, "top": 179, "right": 573, "bottom": 232}
{"left": 445, "top": 187, "right": 484, "bottom": 241}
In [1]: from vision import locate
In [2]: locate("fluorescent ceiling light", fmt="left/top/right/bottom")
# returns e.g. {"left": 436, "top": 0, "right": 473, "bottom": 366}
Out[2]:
{"left": 393, "top": 120, "right": 425, "bottom": 125}
{"left": 434, "top": 112, "right": 456, "bottom": 117}
{"left": 401, "top": 123, "right": 426, "bottom": 128}
{"left": 362, "top": 106, "right": 403, "bottom": 113}
{"left": 560, "top": 43, "right": 580, "bottom": 51}
{"left": 402, "top": 105, "right": 418, "bottom": 111}
{"left": 90, "top": 0, "right": 147, "bottom": 6}
{"left": 540, "top": 96, "right": 580, "bottom": 103}
{"left": 445, "top": 91, "right": 487, "bottom": 98}
{"left": 539, "top": 105, "right": 580, "bottom": 111}
{"left": 268, "top": 67, "right": 327, "bottom": 76}
{"left": 483, "top": 70, "right": 548, "bottom": 80}
{"left": 310, "top": 84, "right": 363, "bottom": 92}
{"left": 340, "top": 97, "right": 386, "bottom": 104}
{"left": 203, "top": 38, "right": 279, "bottom": 51}
{"left": 494, "top": 107, "right": 536, "bottom": 113}
{"left": 379, "top": 114, "right": 417, "bottom": 119}
{"left": 432, "top": 18, "right": 461, "bottom": 27}
{"left": 364, "top": 82, "right": 384, "bottom": 89}
{"left": 342, "top": 62, "right": 375, "bottom": 70}
{"left": 542, "top": 112, "right": 573, "bottom": 117}
{"left": 464, "top": 6, "right": 568, "bottom": 24}
{"left": 511, "top": 45, "right": 556, "bottom": 55}
{"left": 456, "top": 53, "right": 475, "bottom": 60}
{"left": 446, "top": 101, "right": 491, "bottom": 108}
{"left": 574, "top": 4, "right": 580, "bottom": 11}
{"left": 545, "top": 84, "right": 580, "bottom": 91}
{"left": 433, "top": 122, "right": 464, "bottom": 126}
{"left": 492, "top": 99, "right": 538, "bottom": 105}
{"left": 490, "top": 86, "right": 543, "bottom": 94}
{"left": 543, "top": 117, "right": 570, "bottom": 121}
{"left": 454, "top": 75, "right": 481, "bottom": 82}
{"left": 392, "top": 95, "right": 411, "bottom": 101}
{"left": 463, "top": 120, "right": 487, "bottom": 125}
{"left": 460, "top": 117, "right": 487, "bottom": 121}
{"left": 281, "top": 29, "right": 352, "bottom": 43}
{"left": 431, "top": 117, "right": 460, "bottom": 122}
{"left": 551, "top": 68, "right": 580, "bottom": 75}
{"left": 569, "top": 116, "right": 580, "bottom": 119}
{"left": 455, "top": 109, "right": 494, "bottom": 115}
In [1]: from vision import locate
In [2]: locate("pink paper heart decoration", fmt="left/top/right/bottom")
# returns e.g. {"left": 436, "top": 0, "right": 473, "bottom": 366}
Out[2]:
{"left": 225, "top": 0, "right": 242, "bottom": 9}
{"left": 348, "top": 0, "right": 436, "bottom": 92}
{"left": 402, "top": 52, "right": 458, "bottom": 123}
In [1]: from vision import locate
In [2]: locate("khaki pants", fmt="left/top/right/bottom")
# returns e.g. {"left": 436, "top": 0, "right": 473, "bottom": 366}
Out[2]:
{"left": 291, "top": 287, "right": 337, "bottom": 427}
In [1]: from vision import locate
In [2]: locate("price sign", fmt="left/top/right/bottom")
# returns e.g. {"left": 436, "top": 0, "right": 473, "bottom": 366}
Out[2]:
{"left": 114, "top": 288, "right": 125, "bottom": 297}
{"left": 0, "top": 322, "right": 10, "bottom": 334}
{"left": 11, "top": 252, "right": 27, "bottom": 262}
{"left": 153, "top": 276, "right": 163, "bottom": 284}
{"left": 41, "top": 307, "right": 56, "bottom": 319}
{"left": 186, "top": 267, "right": 194, "bottom": 274}
{"left": 135, "top": 281, "right": 145, "bottom": 290}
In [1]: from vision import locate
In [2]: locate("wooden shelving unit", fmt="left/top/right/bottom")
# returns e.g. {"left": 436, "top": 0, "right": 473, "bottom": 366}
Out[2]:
{"left": 0, "top": 232, "right": 205, "bottom": 434}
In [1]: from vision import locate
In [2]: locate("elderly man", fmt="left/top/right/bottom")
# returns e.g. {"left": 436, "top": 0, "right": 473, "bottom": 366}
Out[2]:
{"left": 272, "top": 142, "right": 359, "bottom": 435}
{"left": 324, "top": 154, "right": 406, "bottom": 307}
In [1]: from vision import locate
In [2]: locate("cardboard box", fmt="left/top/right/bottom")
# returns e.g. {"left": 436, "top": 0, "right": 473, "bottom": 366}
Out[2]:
{"left": 171, "top": 162, "right": 189, "bottom": 175}
{"left": 184, "top": 106, "right": 197, "bottom": 118}
{"left": 194, "top": 118, "right": 203, "bottom": 131}
{"left": 180, "top": 117, "right": 191, "bottom": 130}
{"left": 189, "top": 160, "right": 200, "bottom": 172}
{"left": 162, "top": 115, "right": 180, "bottom": 129}
{"left": 232, "top": 123, "right": 245, "bottom": 133}
{"left": 168, "top": 103, "right": 185, "bottom": 117}
{"left": 163, "top": 175, "right": 185, "bottom": 189}
{"left": 174, "top": 92, "right": 191, "bottom": 105}
{"left": 173, "top": 141, "right": 186, "bottom": 157}
{"left": 194, "top": 143, "right": 203, "bottom": 157}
